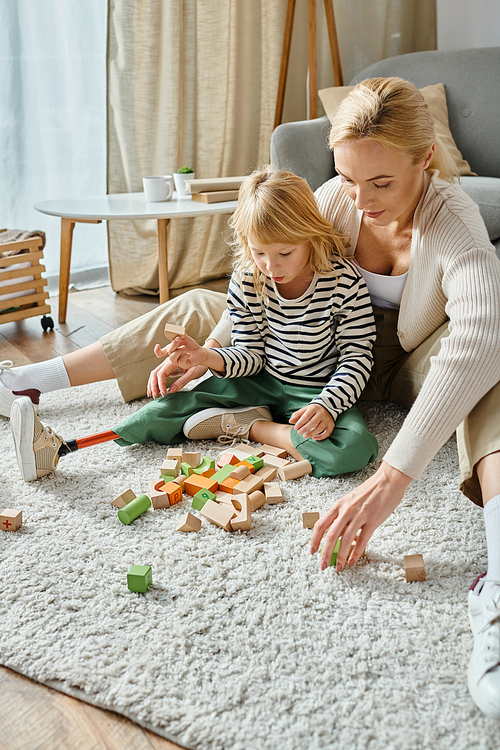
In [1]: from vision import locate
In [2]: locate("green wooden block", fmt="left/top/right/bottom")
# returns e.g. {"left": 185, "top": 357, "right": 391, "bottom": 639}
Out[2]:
{"left": 212, "top": 464, "right": 235, "bottom": 483}
{"left": 117, "top": 494, "right": 151, "bottom": 525}
{"left": 127, "top": 565, "right": 152, "bottom": 593}
{"left": 181, "top": 462, "right": 194, "bottom": 477}
{"left": 245, "top": 455, "right": 264, "bottom": 471}
{"left": 192, "top": 488, "right": 216, "bottom": 511}
{"left": 320, "top": 538, "right": 342, "bottom": 567}
{"left": 193, "top": 456, "right": 216, "bottom": 475}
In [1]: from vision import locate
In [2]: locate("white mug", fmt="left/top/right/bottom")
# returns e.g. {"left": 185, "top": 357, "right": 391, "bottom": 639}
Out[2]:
{"left": 173, "top": 171, "right": 195, "bottom": 198}
{"left": 143, "top": 175, "right": 174, "bottom": 202}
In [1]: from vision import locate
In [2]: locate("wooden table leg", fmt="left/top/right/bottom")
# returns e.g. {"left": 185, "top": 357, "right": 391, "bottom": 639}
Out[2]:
{"left": 157, "top": 218, "right": 171, "bottom": 304}
{"left": 59, "top": 218, "right": 75, "bottom": 323}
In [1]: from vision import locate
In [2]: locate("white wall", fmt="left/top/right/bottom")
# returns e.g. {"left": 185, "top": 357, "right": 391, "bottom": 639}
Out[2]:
{"left": 437, "top": 0, "right": 500, "bottom": 50}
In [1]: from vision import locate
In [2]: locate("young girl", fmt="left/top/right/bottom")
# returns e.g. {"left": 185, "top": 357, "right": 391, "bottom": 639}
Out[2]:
{"left": 11, "top": 167, "right": 378, "bottom": 481}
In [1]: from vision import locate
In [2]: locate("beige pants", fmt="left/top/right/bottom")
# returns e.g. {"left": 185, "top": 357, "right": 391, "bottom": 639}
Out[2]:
{"left": 101, "top": 291, "right": 500, "bottom": 506}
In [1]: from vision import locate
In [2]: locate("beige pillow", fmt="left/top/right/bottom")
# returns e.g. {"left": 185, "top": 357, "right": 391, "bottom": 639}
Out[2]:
{"left": 318, "top": 82, "right": 476, "bottom": 177}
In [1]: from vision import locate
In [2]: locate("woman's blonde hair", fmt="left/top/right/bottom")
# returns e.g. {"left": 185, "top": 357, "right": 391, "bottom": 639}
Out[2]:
{"left": 229, "top": 167, "right": 348, "bottom": 296}
{"left": 329, "top": 77, "right": 459, "bottom": 182}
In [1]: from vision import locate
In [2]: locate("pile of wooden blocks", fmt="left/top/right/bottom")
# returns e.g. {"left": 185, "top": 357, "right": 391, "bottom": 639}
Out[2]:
{"left": 184, "top": 176, "right": 243, "bottom": 204}
{"left": 112, "top": 443, "right": 313, "bottom": 533}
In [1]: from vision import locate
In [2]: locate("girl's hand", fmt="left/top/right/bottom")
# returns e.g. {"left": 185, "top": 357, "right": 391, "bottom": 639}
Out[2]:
{"left": 310, "top": 461, "right": 412, "bottom": 571}
{"left": 147, "top": 340, "right": 207, "bottom": 398}
{"left": 168, "top": 334, "right": 210, "bottom": 371}
{"left": 289, "top": 404, "right": 335, "bottom": 440}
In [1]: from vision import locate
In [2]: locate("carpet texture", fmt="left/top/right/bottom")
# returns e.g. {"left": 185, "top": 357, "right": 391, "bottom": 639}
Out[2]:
{"left": 0, "top": 381, "right": 498, "bottom": 750}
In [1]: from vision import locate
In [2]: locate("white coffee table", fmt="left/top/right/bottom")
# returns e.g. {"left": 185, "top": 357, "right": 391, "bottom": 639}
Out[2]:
{"left": 35, "top": 192, "right": 238, "bottom": 323}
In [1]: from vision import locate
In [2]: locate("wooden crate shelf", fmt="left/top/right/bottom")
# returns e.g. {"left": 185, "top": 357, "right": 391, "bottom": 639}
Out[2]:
{"left": 0, "top": 234, "right": 52, "bottom": 326}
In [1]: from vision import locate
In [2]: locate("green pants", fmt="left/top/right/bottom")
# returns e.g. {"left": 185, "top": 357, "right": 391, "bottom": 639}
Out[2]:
{"left": 113, "top": 370, "right": 378, "bottom": 479}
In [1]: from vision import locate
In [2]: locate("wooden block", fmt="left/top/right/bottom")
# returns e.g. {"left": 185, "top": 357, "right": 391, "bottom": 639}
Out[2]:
{"left": 160, "top": 459, "right": 179, "bottom": 477}
{"left": 0, "top": 508, "right": 22, "bottom": 532}
{"left": 215, "top": 491, "right": 239, "bottom": 507}
{"left": 230, "top": 494, "right": 252, "bottom": 531}
{"left": 149, "top": 480, "right": 170, "bottom": 509}
{"left": 127, "top": 565, "right": 152, "bottom": 593}
{"left": 258, "top": 444, "right": 289, "bottom": 458}
{"left": 248, "top": 490, "right": 266, "bottom": 511}
{"left": 229, "top": 464, "right": 251, "bottom": 481}
{"left": 217, "top": 452, "right": 240, "bottom": 468}
{"left": 162, "top": 481, "right": 183, "bottom": 506}
{"left": 192, "top": 488, "right": 216, "bottom": 511}
{"left": 255, "top": 466, "right": 277, "bottom": 483}
{"left": 164, "top": 323, "right": 185, "bottom": 340}
{"left": 167, "top": 448, "right": 183, "bottom": 463}
{"left": 184, "top": 474, "right": 218, "bottom": 497}
{"left": 278, "top": 460, "right": 312, "bottom": 481}
{"left": 212, "top": 464, "right": 235, "bottom": 483}
{"left": 237, "top": 460, "right": 255, "bottom": 474}
{"left": 244, "top": 455, "right": 264, "bottom": 472}
{"left": 176, "top": 512, "right": 202, "bottom": 532}
{"left": 182, "top": 451, "right": 202, "bottom": 467}
{"left": 404, "top": 554, "right": 426, "bottom": 582}
{"left": 191, "top": 189, "right": 240, "bottom": 203}
{"left": 230, "top": 443, "right": 262, "bottom": 455}
{"left": 163, "top": 454, "right": 181, "bottom": 472}
{"left": 172, "top": 474, "right": 186, "bottom": 491}
{"left": 302, "top": 511, "right": 320, "bottom": 529}
{"left": 111, "top": 489, "right": 136, "bottom": 509}
{"left": 193, "top": 456, "right": 216, "bottom": 476}
{"left": 264, "top": 482, "right": 283, "bottom": 504}
{"left": 181, "top": 462, "right": 194, "bottom": 477}
{"left": 200, "top": 499, "right": 237, "bottom": 531}
{"left": 233, "top": 475, "right": 264, "bottom": 495}
{"left": 218, "top": 477, "right": 241, "bottom": 494}
{"left": 261, "top": 453, "right": 291, "bottom": 469}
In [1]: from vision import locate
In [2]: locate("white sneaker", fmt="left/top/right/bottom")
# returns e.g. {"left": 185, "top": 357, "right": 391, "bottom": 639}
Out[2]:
{"left": 10, "top": 396, "right": 64, "bottom": 481}
{"left": 468, "top": 575, "right": 500, "bottom": 719}
{"left": 183, "top": 406, "right": 272, "bottom": 443}
{"left": 0, "top": 360, "right": 40, "bottom": 419}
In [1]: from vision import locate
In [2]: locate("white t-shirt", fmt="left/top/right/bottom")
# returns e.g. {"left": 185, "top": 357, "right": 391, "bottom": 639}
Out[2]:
{"left": 353, "top": 261, "right": 408, "bottom": 309}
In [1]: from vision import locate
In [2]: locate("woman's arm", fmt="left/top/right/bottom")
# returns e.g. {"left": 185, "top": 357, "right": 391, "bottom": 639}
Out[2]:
{"left": 310, "top": 461, "right": 413, "bottom": 569}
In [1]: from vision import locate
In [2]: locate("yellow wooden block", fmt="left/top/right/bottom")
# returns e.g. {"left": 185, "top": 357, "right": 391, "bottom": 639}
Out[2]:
{"left": 176, "top": 512, "right": 202, "bottom": 532}
{"left": 302, "top": 511, "right": 320, "bottom": 529}
{"left": 231, "top": 495, "right": 252, "bottom": 531}
{"left": 200, "top": 499, "right": 236, "bottom": 531}
{"left": 111, "top": 489, "right": 136, "bottom": 509}
{"left": 404, "top": 554, "right": 426, "bottom": 582}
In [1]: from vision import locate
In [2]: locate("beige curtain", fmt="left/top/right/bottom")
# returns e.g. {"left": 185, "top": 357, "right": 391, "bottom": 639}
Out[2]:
{"left": 107, "top": 0, "right": 436, "bottom": 296}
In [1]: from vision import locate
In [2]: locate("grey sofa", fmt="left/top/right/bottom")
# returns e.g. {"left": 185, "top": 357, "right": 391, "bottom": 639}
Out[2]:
{"left": 270, "top": 47, "right": 500, "bottom": 256}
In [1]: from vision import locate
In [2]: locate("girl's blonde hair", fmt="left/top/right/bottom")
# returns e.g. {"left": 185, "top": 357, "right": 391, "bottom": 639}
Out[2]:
{"left": 229, "top": 167, "right": 348, "bottom": 296}
{"left": 329, "top": 77, "right": 459, "bottom": 182}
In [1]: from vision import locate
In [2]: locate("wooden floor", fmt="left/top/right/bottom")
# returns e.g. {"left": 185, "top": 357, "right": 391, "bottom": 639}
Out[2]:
{"left": 0, "top": 286, "right": 185, "bottom": 750}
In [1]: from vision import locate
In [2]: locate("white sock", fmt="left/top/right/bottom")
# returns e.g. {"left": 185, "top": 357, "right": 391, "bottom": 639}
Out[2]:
{"left": 0, "top": 357, "right": 71, "bottom": 394}
{"left": 481, "top": 494, "right": 500, "bottom": 599}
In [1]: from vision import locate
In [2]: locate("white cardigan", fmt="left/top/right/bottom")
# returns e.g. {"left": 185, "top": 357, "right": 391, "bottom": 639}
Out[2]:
{"left": 315, "top": 171, "right": 500, "bottom": 479}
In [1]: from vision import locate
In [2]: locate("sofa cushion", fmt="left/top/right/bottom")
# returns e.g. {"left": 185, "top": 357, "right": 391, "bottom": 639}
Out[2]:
{"left": 318, "top": 83, "right": 476, "bottom": 176}
{"left": 460, "top": 176, "right": 500, "bottom": 242}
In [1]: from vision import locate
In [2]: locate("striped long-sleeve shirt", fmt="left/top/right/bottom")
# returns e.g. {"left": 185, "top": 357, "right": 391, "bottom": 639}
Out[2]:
{"left": 214, "top": 259, "right": 376, "bottom": 421}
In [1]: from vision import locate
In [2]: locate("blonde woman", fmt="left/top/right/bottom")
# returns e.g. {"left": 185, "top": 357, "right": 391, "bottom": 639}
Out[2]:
{"left": 11, "top": 167, "right": 378, "bottom": 481}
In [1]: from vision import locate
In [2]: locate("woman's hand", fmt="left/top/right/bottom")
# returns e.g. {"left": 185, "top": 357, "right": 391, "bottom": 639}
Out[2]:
{"left": 289, "top": 404, "right": 335, "bottom": 440}
{"left": 147, "top": 336, "right": 222, "bottom": 398}
{"left": 310, "top": 461, "right": 413, "bottom": 571}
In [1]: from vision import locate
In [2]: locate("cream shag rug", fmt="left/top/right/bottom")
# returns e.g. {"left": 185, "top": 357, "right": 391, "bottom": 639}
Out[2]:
{"left": 0, "top": 381, "right": 497, "bottom": 750}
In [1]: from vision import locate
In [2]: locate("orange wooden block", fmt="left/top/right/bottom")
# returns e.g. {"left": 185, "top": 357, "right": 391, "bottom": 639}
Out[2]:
{"left": 163, "top": 481, "right": 183, "bottom": 505}
{"left": 218, "top": 477, "right": 241, "bottom": 494}
{"left": 111, "top": 489, "right": 136, "bottom": 508}
{"left": 184, "top": 474, "right": 218, "bottom": 497}
{"left": 235, "top": 460, "right": 255, "bottom": 474}
{"left": 0, "top": 508, "right": 22, "bottom": 532}
{"left": 200, "top": 499, "right": 236, "bottom": 531}
{"left": 217, "top": 452, "right": 240, "bottom": 468}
